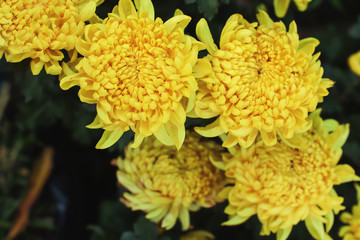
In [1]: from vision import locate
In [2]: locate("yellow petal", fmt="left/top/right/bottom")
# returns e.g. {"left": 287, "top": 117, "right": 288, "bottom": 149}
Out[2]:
{"left": 77, "top": 1, "right": 97, "bottom": 21}
{"left": 334, "top": 164, "right": 360, "bottom": 183}
{"left": 195, "top": 118, "right": 223, "bottom": 137}
{"left": 174, "top": 9, "right": 184, "bottom": 16}
{"left": 305, "top": 215, "right": 325, "bottom": 240}
{"left": 276, "top": 227, "right": 292, "bottom": 240}
{"left": 324, "top": 211, "right": 334, "bottom": 233}
{"left": 348, "top": 51, "right": 360, "bottom": 76}
{"left": 129, "top": 130, "right": 145, "bottom": 148}
{"left": 298, "top": 37, "right": 320, "bottom": 55}
{"left": 222, "top": 215, "right": 249, "bottom": 226}
{"left": 256, "top": 10, "right": 274, "bottom": 26}
{"left": 274, "top": 0, "right": 291, "bottom": 18}
{"left": 260, "top": 130, "right": 277, "bottom": 146}
{"left": 95, "top": 129, "right": 124, "bottom": 149}
{"left": 165, "top": 121, "right": 185, "bottom": 150}
{"left": 86, "top": 115, "right": 102, "bottom": 129}
{"left": 294, "top": 0, "right": 311, "bottom": 11}
{"left": 164, "top": 15, "right": 191, "bottom": 33}
{"left": 30, "top": 59, "right": 45, "bottom": 75}
{"left": 161, "top": 202, "right": 180, "bottom": 230}
{"left": 154, "top": 125, "right": 175, "bottom": 146}
{"left": 196, "top": 18, "right": 218, "bottom": 55}
{"left": 117, "top": 0, "right": 137, "bottom": 20}
{"left": 134, "top": 0, "right": 154, "bottom": 20}
{"left": 193, "top": 58, "right": 213, "bottom": 78}
{"left": 179, "top": 207, "right": 190, "bottom": 230}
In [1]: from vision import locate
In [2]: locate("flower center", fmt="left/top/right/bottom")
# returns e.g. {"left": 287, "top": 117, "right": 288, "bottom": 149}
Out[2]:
{"left": 233, "top": 133, "right": 335, "bottom": 206}
{"left": 80, "top": 16, "right": 192, "bottom": 128}
{"left": 207, "top": 23, "right": 315, "bottom": 132}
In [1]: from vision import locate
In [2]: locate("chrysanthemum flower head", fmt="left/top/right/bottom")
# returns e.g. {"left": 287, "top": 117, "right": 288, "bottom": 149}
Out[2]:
{"left": 116, "top": 131, "right": 226, "bottom": 230}
{"left": 60, "top": 0, "right": 204, "bottom": 149}
{"left": 274, "top": 0, "right": 312, "bottom": 18}
{"left": 215, "top": 109, "right": 359, "bottom": 240}
{"left": 339, "top": 184, "right": 360, "bottom": 240}
{"left": 348, "top": 51, "right": 360, "bottom": 76}
{"left": 192, "top": 11, "right": 333, "bottom": 148}
{"left": 0, "top": 0, "right": 102, "bottom": 75}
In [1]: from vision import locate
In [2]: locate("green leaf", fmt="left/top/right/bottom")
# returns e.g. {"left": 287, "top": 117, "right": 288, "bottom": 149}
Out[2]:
{"left": 197, "top": 0, "right": 218, "bottom": 20}
{"left": 121, "top": 231, "right": 137, "bottom": 240}
{"left": 133, "top": 216, "right": 158, "bottom": 240}
{"left": 184, "top": 0, "right": 196, "bottom": 4}
{"left": 329, "top": 0, "right": 344, "bottom": 11}
{"left": 29, "top": 219, "right": 57, "bottom": 230}
{"left": 87, "top": 225, "right": 106, "bottom": 237}
{"left": 349, "top": 15, "right": 360, "bottom": 39}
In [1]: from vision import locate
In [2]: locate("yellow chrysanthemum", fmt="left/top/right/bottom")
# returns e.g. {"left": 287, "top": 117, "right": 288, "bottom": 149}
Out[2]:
{"left": 274, "top": 0, "right": 312, "bottom": 18}
{"left": 180, "top": 230, "right": 215, "bottom": 240}
{"left": 192, "top": 11, "right": 333, "bottom": 148}
{"left": 0, "top": 0, "right": 102, "bottom": 75}
{"left": 116, "top": 131, "right": 226, "bottom": 230}
{"left": 60, "top": 0, "right": 204, "bottom": 149}
{"left": 348, "top": 51, "right": 360, "bottom": 76}
{"left": 213, "top": 109, "right": 359, "bottom": 240}
{"left": 339, "top": 184, "right": 360, "bottom": 240}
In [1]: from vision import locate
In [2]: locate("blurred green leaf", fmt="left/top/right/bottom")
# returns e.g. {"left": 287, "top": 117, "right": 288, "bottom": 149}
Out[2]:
{"left": 220, "top": 0, "right": 230, "bottom": 4}
{"left": 120, "top": 231, "right": 137, "bottom": 240}
{"left": 133, "top": 216, "right": 158, "bottom": 240}
{"left": 329, "top": 0, "right": 344, "bottom": 11}
{"left": 349, "top": 15, "right": 360, "bottom": 39}
{"left": 28, "top": 219, "right": 56, "bottom": 230}
{"left": 307, "top": 0, "right": 323, "bottom": 10}
{"left": 198, "top": 0, "right": 218, "bottom": 20}
{"left": 184, "top": 0, "right": 196, "bottom": 4}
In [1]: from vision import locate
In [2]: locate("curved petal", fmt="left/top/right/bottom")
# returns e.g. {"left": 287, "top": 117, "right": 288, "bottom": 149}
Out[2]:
{"left": 196, "top": 18, "right": 218, "bottom": 55}
{"left": 86, "top": 115, "right": 102, "bottom": 129}
{"left": 195, "top": 118, "right": 223, "bottom": 137}
{"left": 95, "top": 129, "right": 124, "bottom": 149}
{"left": 134, "top": 0, "right": 154, "bottom": 20}
{"left": 305, "top": 215, "right": 325, "bottom": 240}
{"left": 117, "top": 0, "right": 137, "bottom": 20}
{"left": 274, "top": 0, "right": 291, "bottom": 18}
{"left": 164, "top": 15, "right": 191, "bottom": 33}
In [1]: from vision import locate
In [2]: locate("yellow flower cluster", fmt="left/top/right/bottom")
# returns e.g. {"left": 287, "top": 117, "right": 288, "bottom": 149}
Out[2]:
{"left": 2, "top": 0, "right": 357, "bottom": 238}
{"left": 0, "top": 0, "right": 102, "bottom": 75}
{"left": 116, "top": 131, "right": 226, "bottom": 230}
{"left": 193, "top": 11, "right": 332, "bottom": 148}
{"left": 339, "top": 185, "right": 360, "bottom": 240}
{"left": 214, "top": 110, "right": 359, "bottom": 239}
{"left": 60, "top": 0, "right": 204, "bottom": 149}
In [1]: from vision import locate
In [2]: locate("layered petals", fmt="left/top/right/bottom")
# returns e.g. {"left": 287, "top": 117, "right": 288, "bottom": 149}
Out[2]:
{"left": 193, "top": 11, "right": 332, "bottom": 148}
{"left": 221, "top": 110, "right": 358, "bottom": 239}
{"left": 59, "top": 0, "right": 205, "bottom": 149}
{"left": 0, "top": 0, "right": 100, "bottom": 75}
{"left": 116, "top": 132, "right": 226, "bottom": 230}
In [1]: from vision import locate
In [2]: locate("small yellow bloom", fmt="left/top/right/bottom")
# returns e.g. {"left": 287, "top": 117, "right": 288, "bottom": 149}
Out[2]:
{"left": 116, "top": 131, "right": 226, "bottom": 230}
{"left": 274, "top": 0, "right": 312, "bottom": 18}
{"left": 60, "top": 0, "right": 204, "bottom": 149}
{"left": 0, "top": 0, "right": 101, "bottom": 75}
{"left": 215, "top": 109, "right": 359, "bottom": 240}
{"left": 339, "top": 184, "right": 360, "bottom": 240}
{"left": 348, "top": 51, "right": 360, "bottom": 76}
{"left": 180, "top": 230, "right": 215, "bottom": 240}
{"left": 193, "top": 12, "right": 333, "bottom": 148}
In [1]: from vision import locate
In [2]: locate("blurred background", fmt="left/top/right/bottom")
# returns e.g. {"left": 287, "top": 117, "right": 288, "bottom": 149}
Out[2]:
{"left": 1, "top": 0, "right": 360, "bottom": 239}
